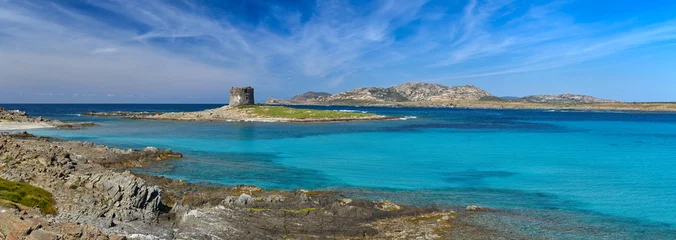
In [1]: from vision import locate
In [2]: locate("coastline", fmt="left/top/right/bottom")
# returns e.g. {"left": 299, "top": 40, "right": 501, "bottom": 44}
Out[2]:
{"left": 0, "top": 107, "right": 98, "bottom": 130}
{"left": 0, "top": 131, "right": 469, "bottom": 239}
{"left": 0, "top": 122, "right": 55, "bottom": 131}
{"left": 2, "top": 107, "right": 675, "bottom": 239}
{"left": 82, "top": 105, "right": 398, "bottom": 123}
{"left": 267, "top": 100, "right": 676, "bottom": 112}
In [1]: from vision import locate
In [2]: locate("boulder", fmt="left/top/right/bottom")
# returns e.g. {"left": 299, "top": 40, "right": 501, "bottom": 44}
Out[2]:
{"left": 236, "top": 194, "right": 254, "bottom": 206}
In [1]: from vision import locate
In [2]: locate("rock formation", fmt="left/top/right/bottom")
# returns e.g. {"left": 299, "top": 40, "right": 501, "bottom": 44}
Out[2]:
{"left": 229, "top": 86, "right": 255, "bottom": 107}
{"left": 0, "top": 107, "right": 97, "bottom": 129}
{"left": 0, "top": 135, "right": 181, "bottom": 232}
{"left": 267, "top": 82, "right": 494, "bottom": 104}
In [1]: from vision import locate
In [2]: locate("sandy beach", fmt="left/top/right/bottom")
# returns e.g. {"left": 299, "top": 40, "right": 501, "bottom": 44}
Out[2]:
{"left": 0, "top": 121, "right": 55, "bottom": 131}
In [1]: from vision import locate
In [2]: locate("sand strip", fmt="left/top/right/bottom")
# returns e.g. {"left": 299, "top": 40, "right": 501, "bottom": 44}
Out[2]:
{"left": 0, "top": 122, "right": 54, "bottom": 131}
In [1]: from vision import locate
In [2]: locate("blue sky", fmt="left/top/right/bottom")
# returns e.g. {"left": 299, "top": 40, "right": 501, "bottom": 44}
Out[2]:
{"left": 1, "top": 0, "right": 675, "bottom": 103}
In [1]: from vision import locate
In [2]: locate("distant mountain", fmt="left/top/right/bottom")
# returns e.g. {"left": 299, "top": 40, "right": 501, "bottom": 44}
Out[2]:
{"left": 290, "top": 92, "right": 332, "bottom": 102}
{"left": 266, "top": 83, "right": 620, "bottom": 105}
{"left": 519, "top": 94, "right": 619, "bottom": 104}
{"left": 267, "top": 82, "right": 494, "bottom": 104}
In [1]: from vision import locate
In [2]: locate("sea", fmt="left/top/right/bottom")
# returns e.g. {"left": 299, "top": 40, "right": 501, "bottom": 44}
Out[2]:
{"left": 2, "top": 103, "right": 675, "bottom": 239}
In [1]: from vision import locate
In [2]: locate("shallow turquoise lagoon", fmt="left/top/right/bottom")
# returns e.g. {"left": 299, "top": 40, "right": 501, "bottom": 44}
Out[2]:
{"left": 6, "top": 104, "right": 675, "bottom": 238}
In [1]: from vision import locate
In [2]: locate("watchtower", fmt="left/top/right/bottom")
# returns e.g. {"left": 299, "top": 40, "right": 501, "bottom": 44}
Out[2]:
{"left": 229, "top": 86, "right": 255, "bottom": 107}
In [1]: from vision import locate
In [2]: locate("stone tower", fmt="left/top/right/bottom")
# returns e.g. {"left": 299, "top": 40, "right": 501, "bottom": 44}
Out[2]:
{"left": 229, "top": 86, "right": 255, "bottom": 107}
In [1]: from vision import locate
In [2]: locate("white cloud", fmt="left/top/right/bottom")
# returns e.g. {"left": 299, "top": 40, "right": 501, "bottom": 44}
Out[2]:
{"left": 0, "top": 0, "right": 675, "bottom": 102}
{"left": 91, "top": 47, "right": 118, "bottom": 54}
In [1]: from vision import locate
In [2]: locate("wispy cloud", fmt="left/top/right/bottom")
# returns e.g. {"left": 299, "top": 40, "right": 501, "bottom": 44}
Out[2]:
{"left": 0, "top": 0, "right": 675, "bottom": 102}
{"left": 91, "top": 47, "right": 118, "bottom": 54}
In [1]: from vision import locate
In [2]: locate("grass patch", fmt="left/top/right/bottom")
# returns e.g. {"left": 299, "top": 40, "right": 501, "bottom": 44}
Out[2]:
{"left": 240, "top": 105, "right": 378, "bottom": 119}
{"left": 283, "top": 208, "right": 317, "bottom": 213}
{"left": 0, "top": 178, "right": 57, "bottom": 215}
{"left": 248, "top": 207, "right": 270, "bottom": 213}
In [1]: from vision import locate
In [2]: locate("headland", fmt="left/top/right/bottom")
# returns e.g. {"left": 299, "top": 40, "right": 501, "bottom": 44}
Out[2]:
{"left": 266, "top": 82, "right": 676, "bottom": 112}
{"left": 0, "top": 107, "right": 97, "bottom": 131}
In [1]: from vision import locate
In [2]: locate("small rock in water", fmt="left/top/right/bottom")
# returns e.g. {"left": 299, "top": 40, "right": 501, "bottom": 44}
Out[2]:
{"left": 236, "top": 194, "right": 254, "bottom": 206}
{"left": 143, "top": 146, "right": 159, "bottom": 152}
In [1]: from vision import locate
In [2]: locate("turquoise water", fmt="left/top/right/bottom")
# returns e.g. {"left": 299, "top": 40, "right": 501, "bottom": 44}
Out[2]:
{"left": 5, "top": 104, "right": 676, "bottom": 238}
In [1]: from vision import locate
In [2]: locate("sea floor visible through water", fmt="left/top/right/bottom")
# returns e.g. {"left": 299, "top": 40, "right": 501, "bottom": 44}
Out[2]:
{"left": 3, "top": 103, "right": 675, "bottom": 239}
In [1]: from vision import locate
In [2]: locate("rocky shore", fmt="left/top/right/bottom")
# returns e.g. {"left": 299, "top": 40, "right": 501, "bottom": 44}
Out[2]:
{"left": 83, "top": 105, "right": 396, "bottom": 123}
{"left": 0, "top": 131, "right": 508, "bottom": 239}
{"left": 0, "top": 107, "right": 97, "bottom": 130}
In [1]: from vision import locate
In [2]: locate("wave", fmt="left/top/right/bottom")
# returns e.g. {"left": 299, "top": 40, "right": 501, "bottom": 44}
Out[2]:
{"left": 334, "top": 110, "right": 369, "bottom": 113}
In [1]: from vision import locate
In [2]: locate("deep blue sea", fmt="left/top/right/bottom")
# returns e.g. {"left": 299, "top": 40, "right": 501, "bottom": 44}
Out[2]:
{"left": 3, "top": 104, "right": 676, "bottom": 239}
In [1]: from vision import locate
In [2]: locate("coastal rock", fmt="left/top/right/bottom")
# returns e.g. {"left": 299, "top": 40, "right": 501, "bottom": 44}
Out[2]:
{"left": 143, "top": 146, "right": 159, "bottom": 152}
{"left": 0, "top": 135, "right": 178, "bottom": 231}
{"left": 466, "top": 205, "right": 483, "bottom": 211}
{"left": 265, "top": 195, "right": 284, "bottom": 203}
{"left": 376, "top": 200, "right": 402, "bottom": 211}
{"left": 220, "top": 196, "right": 235, "bottom": 205}
{"left": 0, "top": 108, "right": 97, "bottom": 129}
{"left": 0, "top": 208, "right": 125, "bottom": 240}
{"left": 236, "top": 194, "right": 254, "bottom": 206}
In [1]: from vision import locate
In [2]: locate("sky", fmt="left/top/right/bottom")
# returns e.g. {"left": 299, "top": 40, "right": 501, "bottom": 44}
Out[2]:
{"left": 1, "top": 0, "right": 676, "bottom": 103}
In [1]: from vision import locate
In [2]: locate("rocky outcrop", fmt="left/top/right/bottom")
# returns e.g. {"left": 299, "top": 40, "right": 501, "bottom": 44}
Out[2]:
{"left": 270, "top": 82, "right": 494, "bottom": 104}
{"left": 391, "top": 82, "right": 493, "bottom": 101}
{"left": 0, "top": 107, "right": 97, "bottom": 129}
{"left": 519, "top": 94, "right": 619, "bottom": 103}
{"left": 0, "top": 207, "right": 125, "bottom": 240}
{"left": 0, "top": 136, "right": 181, "bottom": 230}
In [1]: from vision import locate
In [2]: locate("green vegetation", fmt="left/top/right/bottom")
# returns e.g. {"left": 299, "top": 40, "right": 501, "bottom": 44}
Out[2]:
{"left": 283, "top": 207, "right": 317, "bottom": 213}
{"left": 0, "top": 178, "right": 57, "bottom": 215}
{"left": 248, "top": 207, "right": 270, "bottom": 213}
{"left": 478, "top": 96, "right": 508, "bottom": 102}
{"left": 240, "top": 105, "right": 378, "bottom": 119}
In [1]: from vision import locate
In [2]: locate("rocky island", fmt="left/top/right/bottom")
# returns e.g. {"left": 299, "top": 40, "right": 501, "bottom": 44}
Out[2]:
{"left": 83, "top": 87, "right": 397, "bottom": 123}
{"left": 268, "top": 82, "right": 676, "bottom": 112}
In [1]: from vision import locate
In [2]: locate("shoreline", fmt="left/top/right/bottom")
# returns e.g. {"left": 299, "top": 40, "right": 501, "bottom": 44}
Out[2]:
{"left": 3, "top": 107, "right": 676, "bottom": 239}
{"left": 0, "top": 131, "right": 472, "bottom": 239}
{"left": 0, "top": 122, "right": 55, "bottom": 131}
{"left": 0, "top": 107, "right": 98, "bottom": 130}
{"left": 82, "top": 105, "right": 398, "bottom": 123}
{"left": 267, "top": 101, "right": 676, "bottom": 112}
